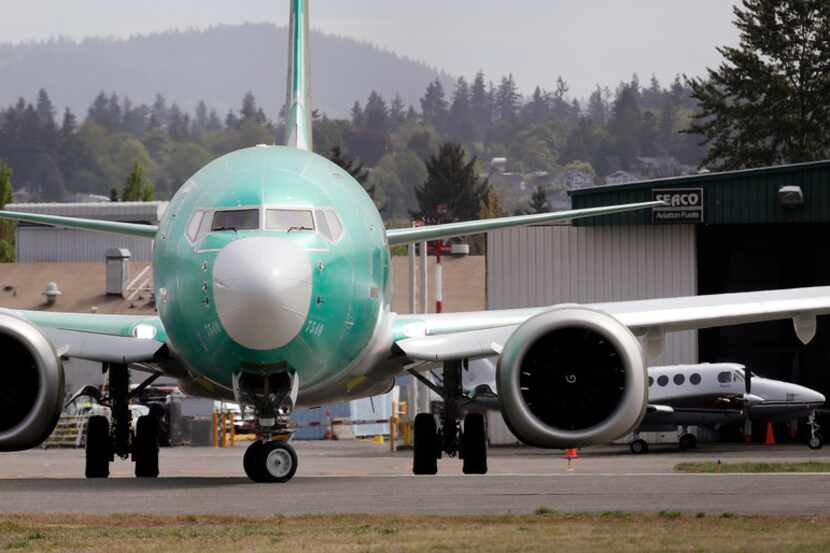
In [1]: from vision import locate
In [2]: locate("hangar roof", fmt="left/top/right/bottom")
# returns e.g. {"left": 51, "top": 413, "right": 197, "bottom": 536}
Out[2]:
{"left": 5, "top": 201, "right": 168, "bottom": 224}
{"left": 569, "top": 160, "right": 830, "bottom": 226}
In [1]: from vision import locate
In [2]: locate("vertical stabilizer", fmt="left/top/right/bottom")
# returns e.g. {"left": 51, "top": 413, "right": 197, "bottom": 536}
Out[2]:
{"left": 285, "top": 0, "right": 313, "bottom": 151}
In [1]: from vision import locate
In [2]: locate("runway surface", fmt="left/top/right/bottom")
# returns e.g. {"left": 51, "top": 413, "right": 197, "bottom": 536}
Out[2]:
{"left": 0, "top": 441, "right": 828, "bottom": 515}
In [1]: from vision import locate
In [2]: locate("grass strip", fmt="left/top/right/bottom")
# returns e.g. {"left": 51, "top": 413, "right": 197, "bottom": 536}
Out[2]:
{"left": 676, "top": 461, "right": 830, "bottom": 473}
{"left": 0, "top": 512, "right": 829, "bottom": 553}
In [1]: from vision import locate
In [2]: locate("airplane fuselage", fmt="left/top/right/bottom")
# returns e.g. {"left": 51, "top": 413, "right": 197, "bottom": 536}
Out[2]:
{"left": 153, "top": 146, "right": 393, "bottom": 403}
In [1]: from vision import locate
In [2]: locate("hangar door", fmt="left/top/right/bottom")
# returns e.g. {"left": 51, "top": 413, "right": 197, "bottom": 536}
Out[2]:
{"left": 697, "top": 223, "right": 830, "bottom": 400}
{"left": 488, "top": 224, "right": 698, "bottom": 366}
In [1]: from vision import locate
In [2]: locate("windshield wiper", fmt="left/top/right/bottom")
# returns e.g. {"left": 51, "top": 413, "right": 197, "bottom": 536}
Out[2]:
{"left": 213, "top": 226, "right": 239, "bottom": 232}
{"left": 286, "top": 226, "right": 312, "bottom": 233}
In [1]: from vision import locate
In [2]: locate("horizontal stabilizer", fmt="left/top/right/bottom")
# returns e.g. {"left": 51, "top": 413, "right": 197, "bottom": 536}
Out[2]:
{"left": 386, "top": 201, "right": 663, "bottom": 246}
{"left": 0, "top": 210, "right": 158, "bottom": 239}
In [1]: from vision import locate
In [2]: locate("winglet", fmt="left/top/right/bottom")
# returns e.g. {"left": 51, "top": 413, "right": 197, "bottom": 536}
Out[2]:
{"left": 285, "top": 0, "right": 313, "bottom": 151}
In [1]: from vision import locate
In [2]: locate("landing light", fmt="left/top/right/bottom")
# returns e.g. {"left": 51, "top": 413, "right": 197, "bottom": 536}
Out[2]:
{"left": 132, "top": 324, "right": 157, "bottom": 340}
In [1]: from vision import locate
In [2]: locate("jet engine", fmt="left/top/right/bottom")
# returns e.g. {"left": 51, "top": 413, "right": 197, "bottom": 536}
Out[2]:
{"left": 0, "top": 313, "right": 65, "bottom": 451}
{"left": 497, "top": 306, "right": 646, "bottom": 448}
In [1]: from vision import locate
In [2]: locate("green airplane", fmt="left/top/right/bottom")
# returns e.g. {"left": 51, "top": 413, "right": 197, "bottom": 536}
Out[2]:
{"left": 1, "top": 0, "right": 828, "bottom": 483}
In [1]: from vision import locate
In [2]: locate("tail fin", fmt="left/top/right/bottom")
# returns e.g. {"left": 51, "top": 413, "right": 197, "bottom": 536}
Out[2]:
{"left": 285, "top": 0, "right": 313, "bottom": 151}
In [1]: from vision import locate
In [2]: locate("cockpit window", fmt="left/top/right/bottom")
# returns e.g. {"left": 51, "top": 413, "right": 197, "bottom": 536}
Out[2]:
{"left": 266, "top": 209, "right": 314, "bottom": 231}
{"left": 212, "top": 209, "right": 259, "bottom": 231}
{"left": 315, "top": 209, "right": 344, "bottom": 242}
{"left": 717, "top": 371, "right": 732, "bottom": 384}
{"left": 186, "top": 210, "right": 204, "bottom": 242}
{"left": 324, "top": 210, "right": 343, "bottom": 241}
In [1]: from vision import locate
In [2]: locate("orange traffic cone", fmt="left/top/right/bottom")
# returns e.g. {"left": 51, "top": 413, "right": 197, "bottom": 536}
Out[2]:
{"left": 765, "top": 422, "right": 776, "bottom": 445}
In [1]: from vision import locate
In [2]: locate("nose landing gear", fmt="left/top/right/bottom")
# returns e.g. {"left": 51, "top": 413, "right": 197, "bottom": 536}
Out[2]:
{"left": 807, "top": 411, "right": 823, "bottom": 450}
{"left": 234, "top": 370, "right": 300, "bottom": 483}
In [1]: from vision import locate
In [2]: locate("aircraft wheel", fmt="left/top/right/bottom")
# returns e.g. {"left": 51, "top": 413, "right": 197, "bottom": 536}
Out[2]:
{"left": 260, "top": 441, "right": 298, "bottom": 483}
{"left": 808, "top": 433, "right": 823, "bottom": 450}
{"left": 461, "top": 413, "right": 488, "bottom": 474}
{"left": 413, "top": 413, "right": 439, "bottom": 475}
{"left": 133, "top": 415, "right": 160, "bottom": 478}
{"left": 679, "top": 434, "right": 697, "bottom": 451}
{"left": 629, "top": 439, "right": 648, "bottom": 454}
{"left": 85, "top": 416, "right": 111, "bottom": 479}
{"left": 243, "top": 441, "right": 266, "bottom": 482}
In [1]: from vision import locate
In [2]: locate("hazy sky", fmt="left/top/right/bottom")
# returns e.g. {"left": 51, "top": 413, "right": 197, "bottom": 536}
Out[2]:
{"left": 2, "top": 1, "right": 739, "bottom": 97}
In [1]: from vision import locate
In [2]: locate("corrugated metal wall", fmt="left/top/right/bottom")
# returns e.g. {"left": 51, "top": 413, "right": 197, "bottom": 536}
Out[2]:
{"left": 487, "top": 224, "right": 698, "bottom": 365}
{"left": 16, "top": 227, "right": 155, "bottom": 262}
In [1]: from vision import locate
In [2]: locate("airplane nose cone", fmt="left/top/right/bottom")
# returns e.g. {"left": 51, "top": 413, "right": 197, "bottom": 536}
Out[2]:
{"left": 213, "top": 237, "right": 312, "bottom": 350}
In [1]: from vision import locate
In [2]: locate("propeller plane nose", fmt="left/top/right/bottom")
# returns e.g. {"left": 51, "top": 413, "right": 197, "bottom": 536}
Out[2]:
{"left": 212, "top": 237, "right": 312, "bottom": 350}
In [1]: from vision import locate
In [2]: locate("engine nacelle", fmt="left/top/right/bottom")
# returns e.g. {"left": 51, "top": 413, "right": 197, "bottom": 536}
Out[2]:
{"left": 0, "top": 313, "right": 65, "bottom": 451}
{"left": 497, "top": 306, "right": 646, "bottom": 448}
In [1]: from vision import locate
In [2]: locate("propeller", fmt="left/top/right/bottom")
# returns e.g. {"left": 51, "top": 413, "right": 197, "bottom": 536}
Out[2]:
{"left": 743, "top": 369, "right": 753, "bottom": 442}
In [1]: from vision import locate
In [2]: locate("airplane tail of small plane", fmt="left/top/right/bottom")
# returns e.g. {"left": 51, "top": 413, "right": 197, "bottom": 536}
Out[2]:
{"left": 285, "top": 0, "right": 313, "bottom": 151}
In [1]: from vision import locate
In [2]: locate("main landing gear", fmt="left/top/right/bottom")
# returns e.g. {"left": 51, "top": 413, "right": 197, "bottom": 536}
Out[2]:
{"left": 85, "top": 362, "right": 163, "bottom": 478}
{"left": 235, "top": 370, "right": 301, "bottom": 483}
{"left": 807, "top": 411, "right": 823, "bottom": 450}
{"left": 409, "top": 360, "right": 488, "bottom": 475}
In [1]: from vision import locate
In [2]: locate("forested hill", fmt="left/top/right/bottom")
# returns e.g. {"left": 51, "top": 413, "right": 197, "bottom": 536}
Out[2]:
{"left": 0, "top": 23, "right": 452, "bottom": 118}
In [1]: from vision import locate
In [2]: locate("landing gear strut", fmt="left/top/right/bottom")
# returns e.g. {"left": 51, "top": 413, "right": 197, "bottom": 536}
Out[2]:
{"left": 235, "top": 371, "right": 300, "bottom": 483}
{"left": 807, "top": 411, "right": 823, "bottom": 450}
{"left": 409, "top": 360, "right": 488, "bottom": 475}
{"left": 84, "top": 363, "right": 162, "bottom": 479}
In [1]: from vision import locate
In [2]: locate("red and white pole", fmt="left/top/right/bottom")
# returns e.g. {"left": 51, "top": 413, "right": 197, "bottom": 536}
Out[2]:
{"left": 434, "top": 240, "right": 443, "bottom": 313}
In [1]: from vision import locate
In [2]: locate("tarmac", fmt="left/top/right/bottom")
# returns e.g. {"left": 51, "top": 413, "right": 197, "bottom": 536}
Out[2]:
{"left": 0, "top": 441, "right": 828, "bottom": 516}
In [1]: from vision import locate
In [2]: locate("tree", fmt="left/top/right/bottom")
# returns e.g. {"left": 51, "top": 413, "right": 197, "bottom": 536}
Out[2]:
{"left": 121, "top": 162, "right": 155, "bottom": 201}
{"left": 528, "top": 185, "right": 550, "bottom": 214}
{"left": 470, "top": 71, "right": 492, "bottom": 141}
{"left": 420, "top": 79, "right": 449, "bottom": 132}
{"left": 415, "top": 142, "right": 488, "bottom": 223}
{"left": 448, "top": 77, "right": 474, "bottom": 144}
{"left": 350, "top": 101, "right": 365, "bottom": 129}
{"left": 0, "top": 161, "right": 14, "bottom": 262}
{"left": 687, "top": 0, "right": 830, "bottom": 169}
{"left": 479, "top": 187, "right": 506, "bottom": 219}
{"left": 495, "top": 74, "right": 521, "bottom": 125}
{"left": 329, "top": 146, "right": 370, "bottom": 187}
{"left": 364, "top": 91, "right": 389, "bottom": 134}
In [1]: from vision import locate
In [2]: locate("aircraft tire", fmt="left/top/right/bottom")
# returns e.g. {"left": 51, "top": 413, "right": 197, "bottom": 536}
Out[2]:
{"left": 259, "top": 441, "right": 298, "bottom": 483}
{"left": 244, "top": 441, "right": 266, "bottom": 482}
{"left": 134, "top": 415, "right": 160, "bottom": 478}
{"left": 413, "top": 413, "right": 439, "bottom": 475}
{"left": 629, "top": 439, "right": 648, "bottom": 454}
{"left": 679, "top": 434, "right": 697, "bottom": 451}
{"left": 85, "top": 416, "right": 111, "bottom": 479}
{"left": 808, "top": 433, "right": 823, "bottom": 450}
{"left": 461, "top": 413, "right": 488, "bottom": 474}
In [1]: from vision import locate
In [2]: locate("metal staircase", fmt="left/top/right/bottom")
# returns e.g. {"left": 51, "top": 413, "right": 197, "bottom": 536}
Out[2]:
{"left": 43, "top": 415, "right": 89, "bottom": 449}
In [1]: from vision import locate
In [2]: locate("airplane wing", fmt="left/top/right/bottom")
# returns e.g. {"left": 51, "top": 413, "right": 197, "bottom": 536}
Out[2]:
{"left": 386, "top": 201, "right": 663, "bottom": 246}
{"left": 393, "top": 286, "right": 830, "bottom": 362}
{"left": 0, "top": 210, "right": 158, "bottom": 239}
{"left": 1, "top": 309, "right": 167, "bottom": 364}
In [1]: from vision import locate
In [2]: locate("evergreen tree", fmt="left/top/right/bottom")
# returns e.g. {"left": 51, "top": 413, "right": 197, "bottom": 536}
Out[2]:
{"left": 149, "top": 94, "right": 168, "bottom": 129}
{"left": 587, "top": 85, "right": 610, "bottom": 125}
{"left": 415, "top": 142, "right": 488, "bottom": 223}
{"left": 389, "top": 94, "right": 406, "bottom": 130}
{"left": 0, "top": 161, "right": 13, "bottom": 262}
{"left": 609, "top": 84, "right": 642, "bottom": 169}
{"left": 495, "top": 74, "right": 521, "bottom": 125}
{"left": 528, "top": 185, "right": 550, "bottom": 214}
{"left": 420, "top": 79, "right": 449, "bottom": 132}
{"left": 35, "top": 89, "right": 55, "bottom": 127}
{"left": 121, "top": 162, "right": 155, "bottom": 201}
{"left": 329, "top": 146, "right": 370, "bottom": 187}
{"left": 350, "top": 101, "right": 365, "bottom": 129}
{"left": 470, "top": 71, "right": 492, "bottom": 141}
{"left": 88, "top": 92, "right": 110, "bottom": 129}
{"left": 687, "top": 0, "right": 830, "bottom": 168}
{"left": 364, "top": 91, "right": 390, "bottom": 134}
{"left": 448, "top": 76, "right": 474, "bottom": 144}
{"left": 479, "top": 187, "right": 506, "bottom": 219}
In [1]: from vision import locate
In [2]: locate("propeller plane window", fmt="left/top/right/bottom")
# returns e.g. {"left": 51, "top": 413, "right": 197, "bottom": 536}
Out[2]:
{"left": 690, "top": 373, "right": 702, "bottom": 385}
{"left": 717, "top": 371, "right": 732, "bottom": 384}
{"left": 673, "top": 374, "right": 685, "bottom": 385}
{"left": 266, "top": 209, "right": 315, "bottom": 232}
{"left": 212, "top": 209, "right": 259, "bottom": 232}
{"left": 657, "top": 375, "right": 669, "bottom": 387}
{"left": 648, "top": 376, "right": 654, "bottom": 387}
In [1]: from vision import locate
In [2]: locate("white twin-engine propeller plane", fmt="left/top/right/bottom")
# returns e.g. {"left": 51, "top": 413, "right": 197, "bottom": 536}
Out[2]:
{"left": 0, "top": 0, "right": 830, "bottom": 482}
{"left": 632, "top": 363, "right": 825, "bottom": 453}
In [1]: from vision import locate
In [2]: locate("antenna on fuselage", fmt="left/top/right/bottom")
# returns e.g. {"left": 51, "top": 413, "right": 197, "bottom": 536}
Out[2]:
{"left": 285, "top": 0, "right": 313, "bottom": 151}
